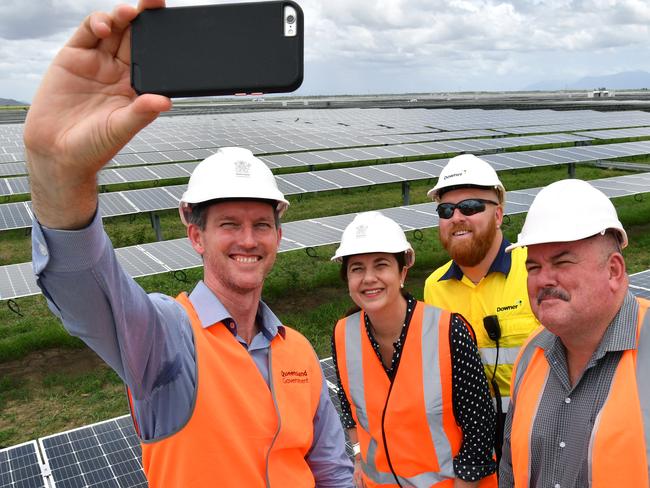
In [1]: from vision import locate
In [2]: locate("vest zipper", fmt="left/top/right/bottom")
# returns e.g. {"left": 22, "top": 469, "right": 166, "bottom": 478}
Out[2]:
{"left": 265, "top": 346, "right": 282, "bottom": 488}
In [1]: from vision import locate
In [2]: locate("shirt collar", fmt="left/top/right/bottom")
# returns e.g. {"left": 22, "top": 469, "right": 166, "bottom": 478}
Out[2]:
{"left": 439, "top": 236, "right": 512, "bottom": 281}
{"left": 594, "top": 291, "right": 639, "bottom": 354}
{"left": 188, "top": 280, "right": 285, "bottom": 340}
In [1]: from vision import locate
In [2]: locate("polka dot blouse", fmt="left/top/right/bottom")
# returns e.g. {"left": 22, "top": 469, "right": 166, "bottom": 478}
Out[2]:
{"left": 331, "top": 295, "right": 497, "bottom": 481}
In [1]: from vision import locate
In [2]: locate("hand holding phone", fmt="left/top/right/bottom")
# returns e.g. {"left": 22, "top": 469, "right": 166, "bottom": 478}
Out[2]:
{"left": 131, "top": 1, "right": 304, "bottom": 98}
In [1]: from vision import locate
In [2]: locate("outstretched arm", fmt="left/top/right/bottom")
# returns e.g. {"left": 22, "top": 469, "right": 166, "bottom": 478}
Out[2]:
{"left": 24, "top": 0, "right": 171, "bottom": 230}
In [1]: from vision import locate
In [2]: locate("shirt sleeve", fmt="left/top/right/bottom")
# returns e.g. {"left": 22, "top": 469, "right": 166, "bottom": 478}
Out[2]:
{"left": 31, "top": 212, "right": 196, "bottom": 436}
{"left": 331, "top": 331, "right": 357, "bottom": 429}
{"left": 450, "top": 313, "right": 498, "bottom": 481}
{"left": 306, "top": 361, "right": 355, "bottom": 487}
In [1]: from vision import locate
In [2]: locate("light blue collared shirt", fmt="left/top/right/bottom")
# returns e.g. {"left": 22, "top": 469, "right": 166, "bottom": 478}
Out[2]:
{"left": 32, "top": 211, "right": 353, "bottom": 487}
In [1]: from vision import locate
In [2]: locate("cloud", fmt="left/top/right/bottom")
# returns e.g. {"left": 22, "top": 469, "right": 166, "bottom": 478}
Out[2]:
{"left": 2, "top": 0, "right": 650, "bottom": 101}
{"left": 0, "top": 1, "right": 118, "bottom": 40}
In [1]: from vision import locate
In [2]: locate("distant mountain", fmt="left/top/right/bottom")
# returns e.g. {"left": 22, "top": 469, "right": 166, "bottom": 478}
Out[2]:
{"left": 525, "top": 70, "right": 650, "bottom": 91}
{"left": 0, "top": 97, "right": 27, "bottom": 106}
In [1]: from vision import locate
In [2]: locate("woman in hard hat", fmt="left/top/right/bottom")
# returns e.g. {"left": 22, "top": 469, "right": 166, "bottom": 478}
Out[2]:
{"left": 331, "top": 211, "right": 497, "bottom": 488}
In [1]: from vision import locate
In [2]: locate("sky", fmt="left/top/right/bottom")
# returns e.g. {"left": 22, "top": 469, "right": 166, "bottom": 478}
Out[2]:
{"left": 1, "top": 0, "right": 650, "bottom": 103}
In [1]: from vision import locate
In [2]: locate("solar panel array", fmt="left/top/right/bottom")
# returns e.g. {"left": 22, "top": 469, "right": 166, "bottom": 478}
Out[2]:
{"left": 2, "top": 172, "right": 650, "bottom": 301}
{"left": 0, "top": 131, "right": 596, "bottom": 179}
{"left": 3, "top": 139, "right": 650, "bottom": 232}
{"left": 0, "top": 354, "right": 354, "bottom": 487}
{"left": 4, "top": 106, "right": 650, "bottom": 163}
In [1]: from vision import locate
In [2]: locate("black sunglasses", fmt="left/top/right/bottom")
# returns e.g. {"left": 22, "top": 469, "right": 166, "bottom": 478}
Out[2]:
{"left": 436, "top": 198, "right": 499, "bottom": 219}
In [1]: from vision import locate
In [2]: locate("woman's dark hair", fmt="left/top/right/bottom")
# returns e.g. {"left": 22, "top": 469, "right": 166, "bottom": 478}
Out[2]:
{"left": 339, "top": 252, "right": 409, "bottom": 316}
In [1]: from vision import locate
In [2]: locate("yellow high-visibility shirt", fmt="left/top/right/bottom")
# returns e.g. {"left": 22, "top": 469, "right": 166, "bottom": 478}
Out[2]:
{"left": 424, "top": 240, "right": 539, "bottom": 412}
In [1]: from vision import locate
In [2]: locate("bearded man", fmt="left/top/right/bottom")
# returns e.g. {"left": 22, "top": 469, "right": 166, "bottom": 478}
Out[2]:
{"left": 423, "top": 154, "right": 539, "bottom": 462}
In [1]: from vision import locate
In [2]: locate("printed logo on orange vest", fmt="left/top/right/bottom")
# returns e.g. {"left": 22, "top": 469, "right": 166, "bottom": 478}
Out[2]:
{"left": 281, "top": 369, "right": 309, "bottom": 384}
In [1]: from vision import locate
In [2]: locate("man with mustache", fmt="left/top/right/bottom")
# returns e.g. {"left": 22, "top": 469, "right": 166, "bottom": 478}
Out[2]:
{"left": 499, "top": 178, "right": 649, "bottom": 486}
{"left": 424, "top": 154, "right": 539, "bottom": 461}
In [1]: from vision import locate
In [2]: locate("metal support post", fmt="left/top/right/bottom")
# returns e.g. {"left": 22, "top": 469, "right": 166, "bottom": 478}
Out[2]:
{"left": 402, "top": 181, "right": 411, "bottom": 206}
{"left": 568, "top": 163, "right": 576, "bottom": 178}
{"left": 150, "top": 212, "right": 163, "bottom": 242}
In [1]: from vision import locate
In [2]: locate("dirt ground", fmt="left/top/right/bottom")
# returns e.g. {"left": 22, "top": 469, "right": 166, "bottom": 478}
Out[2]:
{"left": 0, "top": 347, "right": 128, "bottom": 448}
{"left": 0, "top": 347, "right": 107, "bottom": 381}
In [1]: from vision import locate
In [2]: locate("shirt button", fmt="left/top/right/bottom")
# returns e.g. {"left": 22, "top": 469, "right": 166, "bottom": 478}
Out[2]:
{"left": 564, "top": 397, "right": 571, "bottom": 404}
{"left": 559, "top": 441, "right": 566, "bottom": 448}
{"left": 39, "top": 243, "right": 48, "bottom": 256}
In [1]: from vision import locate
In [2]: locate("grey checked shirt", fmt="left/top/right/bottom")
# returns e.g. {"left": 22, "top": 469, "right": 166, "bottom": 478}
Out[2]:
{"left": 499, "top": 292, "right": 639, "bottom": 488}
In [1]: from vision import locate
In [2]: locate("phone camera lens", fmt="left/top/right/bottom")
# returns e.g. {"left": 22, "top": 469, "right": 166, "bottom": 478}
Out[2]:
{"left": 286, "top": 14, "right": 295, "bottom": 24}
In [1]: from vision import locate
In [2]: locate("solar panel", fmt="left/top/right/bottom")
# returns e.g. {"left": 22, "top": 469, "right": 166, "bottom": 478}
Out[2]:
{"left": 140, "top": 239, "right": 202, "bottom": 271}
{"left": 115, "top": 247, "right": 169, "bottom": 278}
{"left": 304, "top": 169, "right": 371, "bottom": 188}
{"left": 124, "top": 188, "right": 178, "bottom": 213}
{"left": 0, "top": 202, "right": 31, "bottom": 231}
{"left": 0, "top": 441, "right": 47, "bottom": 488}
{"left": 0, "top": 162, "right": 26, "bottom": 177}
{"left": 39, "top": 415, "right": 147, "bottom": 488}
{"left": 281, "top": 220, "right": 344, "bottom": 247}
{"left": 99, "top": 194, "right": 138, "bottom": 217}
{"left": 630, "top": 269, "right": 650, "bottom": 291}
{"left": 0, "top": 153, "right": 18, "bottom": 164}
{"left": 345, "top": 166, "right": 397, "bottom": 184}
{"left": 0, "top": 263, "right": 39, "bottom": 300}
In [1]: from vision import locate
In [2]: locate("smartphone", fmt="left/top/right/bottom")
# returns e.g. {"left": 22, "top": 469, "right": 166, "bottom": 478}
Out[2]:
{"left": 131, "top": 1, "right": 304, "bottom": 98}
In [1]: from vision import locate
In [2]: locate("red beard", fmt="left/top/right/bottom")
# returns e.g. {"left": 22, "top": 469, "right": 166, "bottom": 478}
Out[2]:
{"left": 440, "top": 217, "right": 498, "bottom": 267}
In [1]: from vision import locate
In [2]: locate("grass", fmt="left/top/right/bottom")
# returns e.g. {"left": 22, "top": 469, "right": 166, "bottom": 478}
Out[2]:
{"left": 0, "top": 162, "right": 648, "bottom": 447}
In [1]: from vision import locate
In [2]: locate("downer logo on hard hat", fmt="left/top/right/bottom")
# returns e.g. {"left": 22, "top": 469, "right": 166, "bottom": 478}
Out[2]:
{"left": 443, "top": 170, "right": 466, "bottom": 180}
{"left": 234, "top": 160, "right": 251, "bottom": 177}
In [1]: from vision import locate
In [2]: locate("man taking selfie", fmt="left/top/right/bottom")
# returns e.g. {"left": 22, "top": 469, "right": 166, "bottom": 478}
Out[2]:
{"left": 24, "top": 1, "right": 353, "bottom": 486}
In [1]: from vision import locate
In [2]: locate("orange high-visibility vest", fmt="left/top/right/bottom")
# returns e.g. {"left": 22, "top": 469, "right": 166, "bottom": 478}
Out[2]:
{"left": 130, "top": 293, "right": 322, "bottom": 487}
{"left": 334, "top": 301, "right": 497, "bottom": 488}
{"left": 510, "top": 297, "right": 650, "bottom": 487}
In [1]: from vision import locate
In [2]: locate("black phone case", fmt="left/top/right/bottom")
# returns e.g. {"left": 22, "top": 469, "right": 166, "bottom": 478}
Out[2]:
{"left": 131, "top": 1, "right": 303, "bottom": 98}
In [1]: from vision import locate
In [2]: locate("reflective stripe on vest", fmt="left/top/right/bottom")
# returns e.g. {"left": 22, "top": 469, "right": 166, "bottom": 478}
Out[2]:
{"left": 638, "top": 305, "right": 650, "bottom": 483}
{"left": 480, "top": 345, "right": 521, "bottom": 405}
{"left": 479, "top": 346, "right": 522, "bottom": 367}
{"left": 341, "top": 304, "right": 456, "bottom": 487}
{"left": 136, "top": 293, "right": 321, "bottom": 488}
{"left": 511, "top": 298, "right": 650, "bottom": 487}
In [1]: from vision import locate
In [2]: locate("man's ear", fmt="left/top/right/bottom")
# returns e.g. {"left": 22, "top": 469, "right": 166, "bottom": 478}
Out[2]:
{"left": 495, "top": 204, "right": 504, "bottom": 228}
{"left": 607, "top": 252, "right": 626, "bottom": 291}
{"left": 187, "top": 223, "right": 205, "bottom": 255}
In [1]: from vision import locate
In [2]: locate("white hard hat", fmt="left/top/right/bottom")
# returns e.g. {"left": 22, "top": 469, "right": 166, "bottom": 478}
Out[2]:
{"left": 179, "top": 147, "right": 289, "bottom": 225}
{"left": 427, "top": 154, "right": 505, "bottom": 204}
{"left": 506, "top": 179, "right": 627, "bottom": 251}
{"left": 331, "top": 211, "right": 415, "bottom": 267}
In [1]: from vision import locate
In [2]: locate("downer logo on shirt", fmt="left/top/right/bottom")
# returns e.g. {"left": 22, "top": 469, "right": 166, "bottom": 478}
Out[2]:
{"left": 496, "top": 300, "right": 523, "bottom": 313}
{"left": 281, "top": 369, "right": 309, "bottom": 384}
